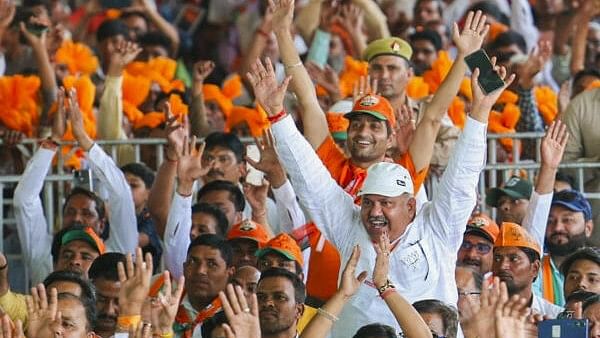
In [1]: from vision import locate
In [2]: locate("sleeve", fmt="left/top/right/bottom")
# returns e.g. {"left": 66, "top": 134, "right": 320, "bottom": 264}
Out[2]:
{"left": 315, "top": 135, "right": 347, "bottom": 183}
{"left": 516, "top": 87, "right": 545, "bottom": 133}
{"left": 271, "top": 115, "right": 357, "bottom": 250}
{"left": 0, "top": 290, "right": 28, "bottom": 325}
{"left": 424, "top": 117, "right": 487, "bottom": 252}
{"left": 510, "top": 0, "right": 539, "bottom": 51}
{"left": 522, "top": 191, "right": 553, "bottom": 254}
{"left": 12, "top": 147, "right": 55, "bottom": 285}
{"left": 272, "top": 180, "right": 307, "bottom": 234}
{"left": 396, "top": 153, "right": 428, "bottom": 192}
{"left": 87, "top": 144, "right": 137, "bottom": 255}
{"left": 163, "top": 193, "right": 192, "bottom": 279}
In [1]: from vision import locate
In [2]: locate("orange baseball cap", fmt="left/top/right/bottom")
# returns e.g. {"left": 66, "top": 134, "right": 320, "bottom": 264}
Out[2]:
{"left": 344, "top": 94, "right": 396, "bottom": 127}
{"left": 226, "top": 220, "right": 270, "bottom": 247}
{"left": 494, "top": 222, "right": 541, "bottom": 256}
{"left": 255, "top": 233, "right": 304, "bottom": 266}
{"left": 465, "top": 213, "right": 500, "bottom": 243}
{"left": 61, "top": 227, "right": 106, "bottom": 254}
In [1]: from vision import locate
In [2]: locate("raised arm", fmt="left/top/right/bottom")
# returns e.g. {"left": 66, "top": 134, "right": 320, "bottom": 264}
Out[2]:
{"left": 189, "top": 60, "right": 215, "bottom": 138}
{"left": 570, "top": 1, "right": 600, "bottom": 74}
{"left": 271, "top": 0, "right": 330, "bottom": 150}
{"left": 407, "top": 10, "right": 489, "bottom": 172}
{"left": 128, "top": 0, "right": 180, "bottom": 55}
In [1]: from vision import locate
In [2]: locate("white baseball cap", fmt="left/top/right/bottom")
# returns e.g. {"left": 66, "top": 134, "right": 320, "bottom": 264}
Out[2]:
{"left": 358, "top": 162, "right": 414, "bottom": 197}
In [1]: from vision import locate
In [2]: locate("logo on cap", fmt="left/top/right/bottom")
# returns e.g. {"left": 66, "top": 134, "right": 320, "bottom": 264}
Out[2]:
{"left": 506, "top": 177, "right": 520, "bottom": 187}
{"left": 396, "top": 179, "right": 406, "bottom": 187}
{"left": 239, "top": 220, "right": 256, "bottom": 232}
{"left": 391, "top": 41, "right": 401, "bottom": 53}
{"left": 359, "top": 95, "right": 379, "bottom": 107}
{"left": 470, "top": 217, "right": 487, "bottom": 228}
{"left": 509, "top": 227, "right": 523, "bottom": 241}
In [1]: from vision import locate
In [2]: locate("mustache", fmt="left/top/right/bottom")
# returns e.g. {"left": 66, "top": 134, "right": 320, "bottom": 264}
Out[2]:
{"left": 461, "top": 259, "right": 481, "bottom": 266}
{"left": 207, "top": 169, "right": 224, "bottom": 177}
{"left": 368, "top": 216, "right": 388, "bottom": 224}
{"left": 97, "top": 314, "right": 117, "bottom": 321}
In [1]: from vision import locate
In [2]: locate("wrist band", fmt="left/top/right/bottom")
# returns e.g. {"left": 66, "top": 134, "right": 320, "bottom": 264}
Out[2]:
{"left": 317, "top": 308, "right": 339, "bottom": 322}
{"left": 256, "top": 28, "right": 270, "bottom": 38}
{"left": 117, "top": 315, "right": 141, "bottom": 331}
{"left": 154, "top": 332, "right": 174, "bottom": 338}
{"left": 284, "top": 61, "right": 302, "bottom": 71}
{"left": 380, "top": 288, "right": 396, "bottom": 299}
{"left": 267, "top": 109, "right": 287, "bottom": 123}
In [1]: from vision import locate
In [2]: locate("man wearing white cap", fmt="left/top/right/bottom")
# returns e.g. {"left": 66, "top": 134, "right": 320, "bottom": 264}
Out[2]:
{"left": 245, "top": 25, "right": 515, "bottom": 335}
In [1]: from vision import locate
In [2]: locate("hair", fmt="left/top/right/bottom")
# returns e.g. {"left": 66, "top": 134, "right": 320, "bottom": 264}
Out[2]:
{"left": 413, "top": 299, "right": 459, "bottom": 338}
{"left": 467, "top": 1, "right": 510, "bottom": 25}
{"left": 197, "top": 180, "right": 246, "bottom": 212}
{"left": 96, "top": 19, "right": 129, "bottom": 43}
{"left": 51, "top": 224, "right": 99, "bottom": 264}
{"left": 121, "top": 162, "right": 155, "bottom": 189}
{"left": 555, "top": 171, "right": 577, "bottom": 190}
{"left": 63, "top": 187, "right": 107, "bottom": 221}
{"left": 57, "top": 292, "right": 97, "bottom": 331}
{"left": 204, "top": 132, "right": 245, "bottom": 163}
{"left": 120, "top": 10, "right": 148, "bottom": 24}
{"left": 583, "top": 294, "right": 600, "bottom": 312}
{"left": 139, "top": 31, "right": 173, "bottom": 52}
{"left": 489, "top": 30, "right": 528, "bottom": 55}
{"left": 560, "top": 247, "right": 600, "bottom": 276}
{"left": 201, "top": 311, "right": 228, "bottom": 338}
{"left": 456, "top": 265, "right": 484, "bottom": 291}
{"left": 187, "top": 234, "right": 234, "bottom": 267}
{"left": 259, "top": 268, "right": 306, "bottom": 304}
{"left": 566, "top": 290, "right": 598, "bottom": 304}
{"left": 43, "top": 270, "right": 96, "bottom": 306}
{"left": 520, "top": 247, "right": 541, "bottom": 263}
{"left": 192, "top": 203, "right": 229, "bottom": 236}
{"left": 88, "top": 252, "right": 127, "bottom": 282}
{"left": 353, "top": 323, "right": 397, "bottom": 338}
{"left": 154, "top": 89, "right": 188, "bottom": 109}
{"left": 414, "top": 0, "right": 444, "bottom": 17}
{"left": 573, "top": 69, "right": 600, "bottom": 86}
{"left": 410, "top": 29, "right": 443, "bottom": 51}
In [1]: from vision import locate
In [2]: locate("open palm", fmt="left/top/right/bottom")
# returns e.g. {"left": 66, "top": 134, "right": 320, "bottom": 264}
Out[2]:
{"left": 246, "top": 58, "right": 291, "bottom": 116}
{"left": 540, "top": 120, "right": 569, "bottom": 169}
{"left": 453, "top": 10, "right": 489, "bottom": 56}
{"left": 269, "top": 0, "right": 294, "bottom": 33}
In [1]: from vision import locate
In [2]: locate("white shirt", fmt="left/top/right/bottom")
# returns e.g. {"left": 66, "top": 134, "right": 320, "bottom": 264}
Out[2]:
{"left": 13, "top": 144, "right": 138, "bottom": 285}
{"left": 522, "top": 191, "right": 553, "bottom": 253}
{"left": 531, "top": 294, "right": 564, "bottom": 318}
{"left": 271, "top": 115, "right": 487, "bottom": 337}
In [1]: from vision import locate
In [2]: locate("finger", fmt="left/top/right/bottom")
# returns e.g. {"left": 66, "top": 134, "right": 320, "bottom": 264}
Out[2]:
{"left": 490, "top": 56, "right": 497, "bottom": 69}
{"left": 471, "top": 67, "right": 480, "bottom": 89}
{"left": 15, "top": 319, "right": 24, "bottom": 337}
{"left": 144, "top": 252, "right": 153, "bottom": 281}
{"left": 280, "top": 75, "right": 292, "bottom": 93}
{"left": 256, "top": 58, "right": 268, "bottom": 77}
{"left": 48, "top": 287, "right": 58, "bottom": 320}
{"left": 464, "top": 11, "right": 474, "bottom": 31}
{"left": 182, "top": 135, "right": 189, "bottom": 156}
{"left": 497, "top": 65, "right": 507, "bottom": 80}
{"left": 196, "top": 140, "right": 206, "bottom": 160}
{"left": 265, "top": 56, "right": 275, "bottom": 76}
{"left": 267, "top": 128, "right": 276, "bottom": 148}
{"left": 126, "top": 251, "right": 135, "bottom": 279}
{"left": 452, "top": 22, "right": 460, "bottom": 41}
{"left": 226, "top": 284, "right": 242, "bottom": 314}
{"left": 357, "top": 271, "right": 368, "bottom": 283}
{"left": 163, "top": 101, "right": 173, "bottom": 121}
{"left": 174, "top": 276, "right": 185, "bottom": 303}
{"left": 117, "top": 261, "right": 127, "bottom": 283}
{"left": 476, "top": 14, "right": 487, "bottom": 33}
{"left": 471, "top": 10, "right": 482, "bottom": 30}
{"left": 480, "top": 24, "right": 490, "bottom": 38}
{"left": 246, "top": 71, "right": 257, "bottom": 87}
{"left": 222, "top": 324, "right": 236, "bottom": 338}
{"left": 219, "top": 291, "right": 235, "bottom": 320}
{"left": 234, "top": 285, "right": 249, "bottom": 313}
{"left": 348, "top": 245, "right": 361, "bottom": 269}
{"left": 37, "top": 284, "right": 48, "bottom": 309}
{"left": 503, "top": 73, "right": 516, "bottom": 88}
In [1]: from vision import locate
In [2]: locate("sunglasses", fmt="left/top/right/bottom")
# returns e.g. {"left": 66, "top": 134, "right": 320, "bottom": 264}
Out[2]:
{"left": 460, "top": 241, "right": 492, "bottom": 254}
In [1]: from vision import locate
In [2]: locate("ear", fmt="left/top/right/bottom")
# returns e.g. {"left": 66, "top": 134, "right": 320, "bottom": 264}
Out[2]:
{"left": 407, "top": 197, "right": 417, "bottom": 218}
{"left": 239, "top": 161, "right": 247, "bottom": 178}
{"left": 296, "top": 303, "right": 305, "bottom": 321}
{"left": 531, "top": 259, "right": 541, "bottom": 277}
{"left": 585, "top": 220, "right": 594, "bottom": 238}
{"left": 86, "top": 331, "right": 96, "bottom": 338}
{"left": 227, "top": 266, "right": 236, "bottom": 279}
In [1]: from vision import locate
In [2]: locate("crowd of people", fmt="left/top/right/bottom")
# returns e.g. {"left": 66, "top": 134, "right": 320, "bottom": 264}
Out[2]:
{"left": 0, "top": 0, "right": 599, "bottom": 336}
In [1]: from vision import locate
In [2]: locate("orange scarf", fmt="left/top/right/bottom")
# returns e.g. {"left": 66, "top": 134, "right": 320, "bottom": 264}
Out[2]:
{"left": 174, "top": 297, "right": 222, "bottom": 338}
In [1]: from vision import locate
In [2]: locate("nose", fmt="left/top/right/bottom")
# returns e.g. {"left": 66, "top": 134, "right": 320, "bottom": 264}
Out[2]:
{"left": 465, "top": 247, "right": 480, "bottom": 259}
{"left": 369, "top": 203, "right": 383, "bottom": 217}
{"left": 499, "top": 200, "right": 511, "bottom": 212}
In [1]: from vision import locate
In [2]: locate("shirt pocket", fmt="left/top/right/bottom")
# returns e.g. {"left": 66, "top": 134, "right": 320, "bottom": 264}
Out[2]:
{"left": 391, "top": 240, "right": 431, "bottom": 292}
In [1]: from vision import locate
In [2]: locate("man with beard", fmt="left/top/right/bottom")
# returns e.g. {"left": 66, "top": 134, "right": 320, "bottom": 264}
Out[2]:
{"left": 560, "top": 247, "right": 600, "bottom": 301}
{"left": 13, "top": 88, "right": 138, "bottom": 285}
{"left": 88, "top": 253, "right": 126, "bottom": 338}
{"left": 256, "top": 268, "right": 305, "bottom": 338}
{"left": 492, "top": 222, "right": 563, "bottom": 317}
{"left": 456, "top": 213, "right": 499, "bottom": 274}
{"left": 227, "top": 220, "right": 270, "bottom": 268}
{"left": 535, "top": 190, "right": 594, "bottom": 305}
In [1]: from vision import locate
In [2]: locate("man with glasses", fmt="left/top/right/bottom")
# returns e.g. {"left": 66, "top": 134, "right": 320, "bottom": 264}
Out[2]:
{"left": 456, "top": 213, "right": 499, "bottom": 274}
{"left": 455, "top": 266, "right": 483, "bottom": 318}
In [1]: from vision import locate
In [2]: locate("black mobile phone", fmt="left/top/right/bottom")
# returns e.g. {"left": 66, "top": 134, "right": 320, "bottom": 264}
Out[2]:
{"left": 100, "top": 0, "right": 133, "bottom": 9}
{"left": 73, "top": 169, "right": 94, "bottom": 192}
{"left": 464, "top": 49, "right": 506, "bottom": 94}
{"left": 26, "top": 22, "right": 48, "bottom": 36}
{"left": 538, "top": 319, "right": 589, "bottom": 338}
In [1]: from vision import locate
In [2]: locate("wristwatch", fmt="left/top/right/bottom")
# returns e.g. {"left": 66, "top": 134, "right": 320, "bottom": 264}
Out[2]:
{"left": 377, "top": 279, "right": 395, "bottom": 294}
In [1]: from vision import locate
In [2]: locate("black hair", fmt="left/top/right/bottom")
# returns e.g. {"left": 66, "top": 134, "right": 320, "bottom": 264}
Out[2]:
{"left": 43, "top": 270, "right": 96, "bottom": 306}
{"left": 353, "top": 324, "right": 397, "bottom": 338}
{"left": 413, "top": 299, "right": 459, "bottom": 338}
{"left": 560, "top": 247, "right": 600, "bottom": 276}
{"left": 573, "top": 69, "right": 600, "bottom": 87}
{"left": 489, "top": 30, "right": 528, "bottom": 55}
{"left": 197, "top": 180, "right": 246, "bottom": 212}
{"left": 63, "top": 187, "right": 107, "bottom": 222}
{"left": 120, "top": 10, "right": 148, "bottom": 23}
{"left": 583, "top": 294, "right": 600, "bottom": 312}
{"left": 520, "top": 247, "right": 541, "bottom": 263}
{"left": 187, "top": 234, "right": 234, "bottom": 267}
{"left": 57, "top": 292, "right": 97, "bottom": 331}
{"left": 192, "top": 203, "right": 229, "bottom": 236}
{"left": 88, "top": 252, "right": 127, "bottom": 282}
{"left": 410, "top": 29, "right": 443, "bottom": 51}
{"left": 566, "top": 290, "right": 598, "bottom": 304}
{"left": 555, "top": 171, "right": 577, "bottom": 191}
{"left": 467, "top": 1, "right": 510, "bottom": 25}
{"left": 154, "top": 89, "right": 188, "bottom": 110}
{"left": 414, "top": 0, "right": 444, "bottom": 18}
{"left": 121, "top": 162, "right": 156, "bottom": 189}
{"left": 10, "top": 6, "right": 35, "bottom": 29}
{"left": 139, "top": 31, "right": 173, "bottom": 53}
{"left": 51, "top": 224, "right": 100, "bottom": 264}
{"left": 201, "top": 311, "right": 228, "bottom": 338}
{"left": 204, "top": 132, "right": 245, "bottom": 163}
{"left": 96, "top": 19, "right": 129, "bottom": 43}
{"left": 257, "top": 253, "right": 303, "bottom": 277}
{"left": 258, "top": 268, "right": 306, "bottom": 304}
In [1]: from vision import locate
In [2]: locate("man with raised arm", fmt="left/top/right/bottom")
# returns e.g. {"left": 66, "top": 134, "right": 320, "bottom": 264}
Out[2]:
{"left": 246, "top": 13, "right": 514, "bottom": 338}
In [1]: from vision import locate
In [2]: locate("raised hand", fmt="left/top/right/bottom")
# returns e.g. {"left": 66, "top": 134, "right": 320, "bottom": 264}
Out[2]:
{"left": 339, "top": 246, "right": 368, "bottom": 298}
{"left": 151, "top": 271, "right": 185, "bottom": 337}
{"left": 515, "top": 40, "right": 552, "bottom": 89}
{"left": 335, "top": 4, "right": 364, "bottom": 36}
{"left": 25, "top": 285, "right": 63, "bottom": 338}
{"left": 164, "top": 102, "right": 189, "bottom": 161}
{"left": 192, "top": 60, "right": 215, "bottom": 84}
{"left": 470, "top": 59, "right": 516, "bottom": 118}
{"left": 0, "top": 0, "right": 16, "bottom": 30}
{"left": 460, "top": 277, "right": 501, "bottom": 338}
{"left": 128, "top": 322, "right": 152, "bottom": 338}
{"left": 65, "top": 87, "right": 94, "bottom": 150}
{"left": 305, "top": 62, "right": 342, "bottom": 102}
{"left": 373, "top": 233, "right": 391, "bottom": 289}
{"left": 540, "top": 120, "right": 569, "bottom": 169}
{"left": 246, "top": 57, "right": 292, "bottom": 116}
{"left": 19, "top": 16, "right": 50, "bottom": 49}
{"left": 51, "top": 88, "right": 67, "bottom": 141}
{"left": 117, "top": 247, "right": 154, "bottom": 317}
{"left": 219, "top": 284, "right": 261, "bottom": 338}
{"left": 246, "top": 129, "right": 286, "bottom": 188}
{"left": 494, "top": 283, "right": 529, "bottom": 338}
{"left": 352, "top": 75, "right": 378, "bottom": 104}
{"left": 269, "top": 0, "right": 294, "bottom": 34}
{"left": 243, "top": 180, "right": 270, "bottom": 223}
{"left": 176, "top": 135, "right": 208, "bottom": 196}
{"left": 0, "top": 314, "right": 24, "bottom": 338}
{"left": 108, "top": 41, "right": 142, "bottom": 77}
{"left": 393, "top": 105, "right": 416, "bottom": 157}
{"left": 453, "top": 10, "right": 489, "bottom": 57}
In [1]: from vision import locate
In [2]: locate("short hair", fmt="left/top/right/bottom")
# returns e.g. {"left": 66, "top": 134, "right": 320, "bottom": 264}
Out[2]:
{"left": 467, "top": 1, "right": 510, "bottom": 25}
{"left": 120, "top": 10, "right": 147, "bottom": 23}
{"left": 583, "top": 294, "right": 600, "bottom": 312}
{"left": 187, "top": 234, "right": 233, "bottom": 267}
{"left": 517, "top": 247, "right": 541, "bottom": 264}
{"left": 555, "top": 171, "right": 577, "bottom": 190}
{"left": 489, "top": 30, "right": 527, "bottom": 55}
{"left": 560, "top": 247, "right": 600, "bottom": 276}
{"left": 197, "top": 180, "right": 245, "bottom": 212}
{"left": 566, "top": 290, "right": 598, "bottom": 304}
{"left": 201, "top": 311, "right": 228, "bottom": 338}
{"left": 96, "top": 19, "right": 129, "bottom": 43}
{"left": 43, "top": 270, "right": 96, "bottom": 307}
{"left": 413, "top": 299, "right": 459, "bottom": 338}
{"left": 204, "top": 132, "right": 245, "bottom": 163}
{"left": 410, "top": 29, "right": 443, "bottom": 51}
{"left": 258, "top": 268, "right": 306, "bottom": 304}
{"left": 121, "top": 162, "right": 155, "bottom": 189}
{"left": 88, "top": 252, "right": 126, "bottom": 282}
{"left": 63, "top": 187, "right": 107, "bottom": 221}
{"left": 191, "top": 203, "right": 229, "bottom": 236}
{"left": 353, "top": 323, "right": 397, "bottom": 338}
{"left": 57, "top": 292, "right": 97, "bottom": 331}
{"left": 139, "top": 31, "right": 172, "bottom": 52}
{"left": 573, "top": 69, "right": 600, "bottom": 86}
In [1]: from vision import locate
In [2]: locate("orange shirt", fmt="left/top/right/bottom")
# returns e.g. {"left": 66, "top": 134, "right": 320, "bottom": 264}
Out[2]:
{"left": 316, "top": 135, "right": 428, "bottom": 197}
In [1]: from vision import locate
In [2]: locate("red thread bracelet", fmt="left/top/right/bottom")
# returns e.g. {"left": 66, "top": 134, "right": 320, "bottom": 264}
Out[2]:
{"left": 256, "top": 29, "right": 270, "bottom": 39}
{"left": 267, "top": 109, "right": 287, "bottom": 123}
{"left": 380, "top": 288, "right": 396, "bottom": 299}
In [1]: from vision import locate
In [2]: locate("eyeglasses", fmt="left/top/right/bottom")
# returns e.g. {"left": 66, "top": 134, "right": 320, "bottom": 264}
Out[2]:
{"left": 458, "top": 290, "right": 481, "bottom": 297}
{"left": 460, "top": 241, "right": 492, "bottom": 254}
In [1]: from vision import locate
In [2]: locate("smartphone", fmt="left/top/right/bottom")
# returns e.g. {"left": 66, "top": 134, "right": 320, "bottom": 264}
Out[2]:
{"left": 73, "top": 170, "right": 94, "bottom": 192}
{"left": 26, "top": 22, "right": 48, "bottom": 36}
{"left": 100, "top": 0, "right": 133, "bottom": 9}
{"left": 538, "top": 319, "right": 588, "bottom": 338}
{"left": 173, "top": 5, "right": 205, "bottom": 34}
{"left": 464, "top": 49, "right": 506, "bottom": 94}
{"left": 246, "top": 145, "right": 265, "bottom": 186}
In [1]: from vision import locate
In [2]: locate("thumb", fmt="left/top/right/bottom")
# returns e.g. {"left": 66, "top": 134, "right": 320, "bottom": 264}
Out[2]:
{"left": 245, "top": 156, "right": 260, "bottom": 169}
{"left": 280, "top": 75, "right": 293, "bottom": 93}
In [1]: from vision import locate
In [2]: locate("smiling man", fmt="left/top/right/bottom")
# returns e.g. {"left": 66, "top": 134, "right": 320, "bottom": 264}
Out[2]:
{"left": 456, "top": 213, "right": 500, "bottom": 274}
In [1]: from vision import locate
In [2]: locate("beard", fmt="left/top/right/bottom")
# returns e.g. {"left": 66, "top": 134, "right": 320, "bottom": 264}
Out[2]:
{"left": 502, "top": 277, "right": 528, "bottom": 295}
{"left": 546, "top": 231, "right": 589, "bottom": 256}
{"left": 259, "top": 310, "right": 295, "bottom": 335}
